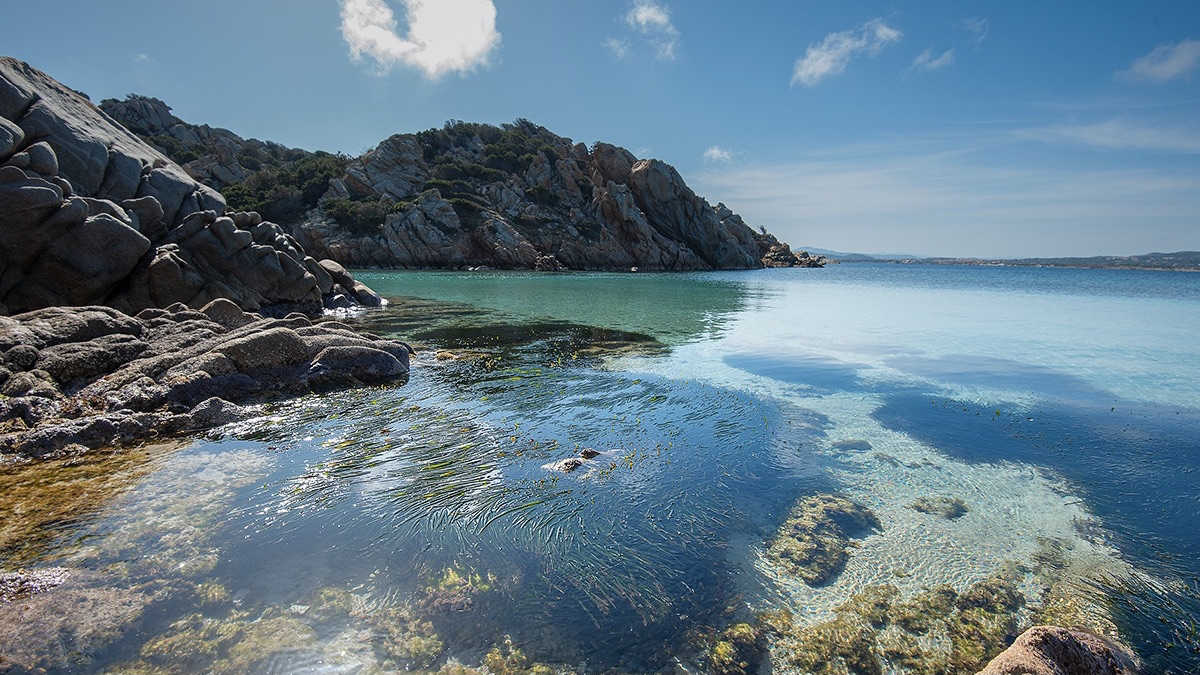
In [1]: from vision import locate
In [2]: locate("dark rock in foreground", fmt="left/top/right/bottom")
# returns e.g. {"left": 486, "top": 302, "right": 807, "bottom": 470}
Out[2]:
{"left": 0, "top": 301, "right": 412, "bottom": 460}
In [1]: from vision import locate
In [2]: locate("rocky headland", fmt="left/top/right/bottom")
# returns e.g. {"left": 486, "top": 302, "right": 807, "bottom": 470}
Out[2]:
{"left": 100, "top": 97, "right": 823, "bottom": 272}
{"left": 0, "top": 56, "right": 407, "bottom": 459}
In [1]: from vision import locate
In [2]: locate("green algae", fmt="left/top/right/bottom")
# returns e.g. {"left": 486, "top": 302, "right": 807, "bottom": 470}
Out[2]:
{"left": 766, "top": 494, "right": 882, "bottom": 586}
{"left": 136, "top": 610, "right": 316, "bottom": 675}
{"left": 891, "top": 583, "right": 957, "bottom": 634}
{"left": 0, "top": 442, "right": 180, "bottom": 565}
{"left": 707, "top": 622, "right": 768, "bottom": 675}
{"left": 367, "top": 604, "right": 446, "bottom": 670}
{"left": 770, "top": 570, "right": 1034, "bottom": 675}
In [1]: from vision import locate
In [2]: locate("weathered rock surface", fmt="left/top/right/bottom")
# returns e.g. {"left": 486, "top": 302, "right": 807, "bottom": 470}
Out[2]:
{"left": 0, "top": 57, "right": 382, "bottom": 317}
{"left": 100, "top": 96, "right": 825, "bottom": 271}
{"left": 977, "top": 625, "right": 1139, "bottom": 675}
{"left": 0, "top": 302, "right": 412, "bottom": 460}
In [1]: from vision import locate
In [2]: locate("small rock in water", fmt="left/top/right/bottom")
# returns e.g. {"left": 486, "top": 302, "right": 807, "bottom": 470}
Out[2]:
{"left": 545, "top": 457, "right": 586, "bottom": 473}
{"left": 580, "top": 448, "right": 600, "bottom": 459}
{"left": 909, "top": 496, "right": 968, "bottom": 520}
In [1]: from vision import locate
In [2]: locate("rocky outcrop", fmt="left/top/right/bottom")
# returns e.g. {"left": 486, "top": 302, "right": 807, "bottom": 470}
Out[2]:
{"left": 293, "top": 126, "right": 823, "bottom": 271}
{"left": 0, "top": 301, "right": 412, "bottom": 460}
{"left": 99, "top": 97, "right": 824, "bottom": 272}
{"left": 977, "top": 626, "right": 1139, "bottom": 675}
{"left": 0, "top": 57, "right": 380, "bottom": 317}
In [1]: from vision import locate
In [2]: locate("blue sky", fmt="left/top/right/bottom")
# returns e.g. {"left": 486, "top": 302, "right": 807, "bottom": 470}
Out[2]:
{"left": 3, "top": 0, "right": 1199, "bottom": 258}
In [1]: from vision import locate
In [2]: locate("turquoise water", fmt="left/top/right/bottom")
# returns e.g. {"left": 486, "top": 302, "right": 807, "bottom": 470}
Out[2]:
{"left": 4, "top": 264, "right": 1200, "bottom": 673}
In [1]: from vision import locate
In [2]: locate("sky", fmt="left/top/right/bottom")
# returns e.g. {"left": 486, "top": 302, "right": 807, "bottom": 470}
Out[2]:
{"left": 3, "top": 0, "right": 1199, "bottom": 258}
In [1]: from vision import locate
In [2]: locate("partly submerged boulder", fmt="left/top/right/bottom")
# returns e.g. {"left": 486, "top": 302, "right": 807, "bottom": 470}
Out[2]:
{"left": 977, "top": 625, "right": 1139, "bottom": 675}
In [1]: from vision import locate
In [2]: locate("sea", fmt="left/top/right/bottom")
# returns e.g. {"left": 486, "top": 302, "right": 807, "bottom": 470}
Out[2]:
{"left": 2, "top": 263, "right": 1199, "bottom": 674}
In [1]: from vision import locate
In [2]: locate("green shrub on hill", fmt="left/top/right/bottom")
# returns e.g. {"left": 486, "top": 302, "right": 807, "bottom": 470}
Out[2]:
{"left": 222, "top": 152, "right": 348, "bottom": 223}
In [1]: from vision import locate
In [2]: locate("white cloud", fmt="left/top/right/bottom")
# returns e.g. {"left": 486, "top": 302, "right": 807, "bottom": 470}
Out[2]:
{"left": 960, "top": 17, "right": 989, "bottom": 47}
{"left": 1019, "top": 120, "right": 1200, "bottom": 154}
{"left": 622, "top": 0, "right": 680, "bottom": 61}
{"left": 340, "top": 0, "right": 501, "bottom": 79}
{"left": 703, "top": 145, "right": 733, "bottom": 163}
{"left": 131, "top": 52, "right": 154, "bottom": 64}
{"left": 1117, "top": 39, "right": 1200, "bottom": 84}
{"left": 605, "top": 38, "right": 631, "bottom": 59}
{"left": 791, "top": 18, "right": 902, "bottom": 87}
{"left": 908, "top": 48, "right": 955, "bottom": 75}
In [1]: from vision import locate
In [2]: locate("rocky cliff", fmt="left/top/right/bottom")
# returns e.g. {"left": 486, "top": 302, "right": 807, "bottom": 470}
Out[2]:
{"left": 100, "top": 99, "right": 823, "bottom": 271}
{"left": 0, "top": 57, "right": 380, "bottom": 317}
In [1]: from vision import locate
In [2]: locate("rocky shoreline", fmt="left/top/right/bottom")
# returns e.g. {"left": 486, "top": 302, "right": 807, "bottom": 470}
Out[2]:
{"left": 0, "top": 300, "right": 411, "bottom": 461}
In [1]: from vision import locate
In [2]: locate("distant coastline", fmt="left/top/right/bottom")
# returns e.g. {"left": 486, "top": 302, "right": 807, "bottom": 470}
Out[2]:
{"left": 813, "top": 250, "right": 1200, "bottom": 272}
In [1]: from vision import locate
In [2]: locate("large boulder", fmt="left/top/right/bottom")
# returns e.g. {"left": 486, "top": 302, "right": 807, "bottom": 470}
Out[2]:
{"left": 977, "top": 625, "right": 1138, "bottom": 675}
{"left": 0, "top": 57, "right": 385, "bottom": 317}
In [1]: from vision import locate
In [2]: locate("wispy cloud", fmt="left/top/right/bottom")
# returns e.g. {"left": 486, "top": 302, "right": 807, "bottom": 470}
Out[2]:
{"left": 960, "top": 17, "right": 989, "bottom": 47}
{"left": 340, "top": 0, "right": 501, "bottom": 79}
{"left": 1019, "top": 119, "right": 1200, "bottom": 153}
{"left": 1117, "top": 39, "right": 1200, "bottom": 83}
{"left": 703, "top": 145, "right": 734, "bottom": 163}
{"left": 907, "top": 48, "right": 955, "bottom": 76}
{"left": 605, "top": 38, "right": 631, "bottom": 59}
{"left": 791, "top": 18, "right": 901, "bottom": 87}
{"left": 131, "top": 52, "right": 154, "bottom": 64}
{"left": 618, "top": 0, "right": 680, "bottom": 61}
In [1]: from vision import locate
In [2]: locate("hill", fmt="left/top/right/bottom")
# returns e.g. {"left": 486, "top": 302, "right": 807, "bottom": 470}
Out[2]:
{"left": 100, "top": 96, "right": 821, "bottom": 271}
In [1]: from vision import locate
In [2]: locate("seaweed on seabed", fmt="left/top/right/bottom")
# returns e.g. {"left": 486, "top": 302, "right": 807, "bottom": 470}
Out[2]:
{"left": 770, "top": 569, "right": 1034, "bottom": 675}
{"left": 766, "top": 493, "right": 883, "bottom": 585}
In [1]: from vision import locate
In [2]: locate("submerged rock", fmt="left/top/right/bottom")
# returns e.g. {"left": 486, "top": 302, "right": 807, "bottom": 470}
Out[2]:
{"left": 0, "top": 575, "right": 151, "bottom": 674}
{"left": 909, "top": 495, "right": 969, "bottom": 520}
{"left": 766, "top": 494, "right": 882, "bottom": 585}
{"left": 708, "top": 622, "right": 768, "bottom": 675}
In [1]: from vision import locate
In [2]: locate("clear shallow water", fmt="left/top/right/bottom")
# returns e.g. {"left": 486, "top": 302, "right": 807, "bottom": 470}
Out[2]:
{"left": 3, "top": 264, "right": 1200, "bottom": 674}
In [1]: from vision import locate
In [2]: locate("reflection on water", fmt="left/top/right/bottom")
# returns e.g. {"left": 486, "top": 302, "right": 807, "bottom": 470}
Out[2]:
{"left": 354, "top": 270, "right": 762, "bottom": 346}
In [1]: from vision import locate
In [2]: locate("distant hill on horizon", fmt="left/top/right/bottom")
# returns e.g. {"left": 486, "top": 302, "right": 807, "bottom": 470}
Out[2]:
{"left": 817, "top": 249, "right": 1200, "bottom": 271}
{"left": 798, "top": 247, "right": 925, "bottom": 261}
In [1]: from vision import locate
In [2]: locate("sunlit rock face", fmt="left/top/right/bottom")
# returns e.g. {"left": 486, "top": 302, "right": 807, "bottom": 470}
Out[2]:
{"left": 99, "top": 94, "right": 825, "bottom": 272}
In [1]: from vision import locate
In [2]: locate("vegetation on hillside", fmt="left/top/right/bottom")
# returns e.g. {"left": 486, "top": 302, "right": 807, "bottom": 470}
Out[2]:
{"left": 220, "top": 152, "right": 348, "bottom": 224}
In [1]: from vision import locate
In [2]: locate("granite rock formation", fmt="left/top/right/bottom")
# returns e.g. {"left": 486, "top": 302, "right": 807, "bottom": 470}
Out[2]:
{"left": 0, "top": 301, "right": 412, "bottom": 460}
{"left": 0, "top": 57, "right": 379, "bottom": 317}
{"left": 100, "top": 97, "right": 825, "bottom": 271}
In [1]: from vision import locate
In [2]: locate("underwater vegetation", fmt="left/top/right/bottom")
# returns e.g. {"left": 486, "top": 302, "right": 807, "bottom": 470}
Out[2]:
{"left": 766, "top": 553, "right": 1129, "bottom": 675}
{"left": 766, "top": 494, "right": 882, "bottom": 586}
{"left": 706, "top": 622, "right": 769, "bottom": 675}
